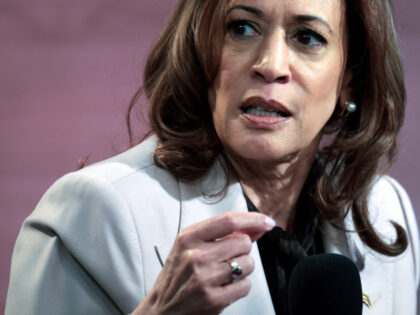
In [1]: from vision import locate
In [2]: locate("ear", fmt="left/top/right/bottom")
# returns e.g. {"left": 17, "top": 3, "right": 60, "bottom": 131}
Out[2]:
{"left": 339, "top": 69, "right": 353, "bottom": 108}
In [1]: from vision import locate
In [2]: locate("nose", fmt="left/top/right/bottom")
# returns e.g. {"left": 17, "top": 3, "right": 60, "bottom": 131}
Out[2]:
{"left": 250, "top": 31, "right": 292, "bottom": 83}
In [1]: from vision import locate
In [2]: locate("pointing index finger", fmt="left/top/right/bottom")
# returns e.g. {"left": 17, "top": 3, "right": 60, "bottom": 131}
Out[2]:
{"left": 192, "top": 212, "right": 276, "bottom": 242}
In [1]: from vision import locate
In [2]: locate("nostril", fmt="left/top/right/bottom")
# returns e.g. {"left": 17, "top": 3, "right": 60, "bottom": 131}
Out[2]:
{"left": 255, "top": 72, "right": 265, "bottom": 79}
{"left": 250, "top": 53, "right": 292, "bottom": 83}
{"left": 252, "top": 70, "right": 291, "bottom": 84}
{"left": 276, "top": 74, "right": 290, "bottom": 83}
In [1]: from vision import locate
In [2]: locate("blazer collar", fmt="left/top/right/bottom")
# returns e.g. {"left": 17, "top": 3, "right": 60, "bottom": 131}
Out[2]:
{"left": 321, "top": 212, "right": 367, "bottom": 271}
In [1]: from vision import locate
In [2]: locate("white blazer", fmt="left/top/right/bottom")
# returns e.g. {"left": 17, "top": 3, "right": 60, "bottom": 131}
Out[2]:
{"left": 6, "top": 136, "right": 420, "bottom": 315}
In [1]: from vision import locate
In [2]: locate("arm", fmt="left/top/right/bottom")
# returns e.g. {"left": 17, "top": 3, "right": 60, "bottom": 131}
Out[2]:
{"left": 6, "top": 171, "right": 275, "bottom": 315}
{"left": 6, "top": 172, "right": 145, "bottom": 314}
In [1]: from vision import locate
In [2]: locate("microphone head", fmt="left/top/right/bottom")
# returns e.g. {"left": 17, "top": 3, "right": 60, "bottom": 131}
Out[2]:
{"left": 288, "top": 253, "right": 363, "bottom": 315}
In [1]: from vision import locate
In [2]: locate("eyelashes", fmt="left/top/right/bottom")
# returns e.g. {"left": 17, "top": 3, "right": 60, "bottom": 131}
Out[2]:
{"left": 227, "top": 20, "right": 259, "bottom": 38}
{"left": 226, "top": 19, "right": 328, "bottom": 49}
{"left": 292, "top": 28, "right": 327, "bottom": 48}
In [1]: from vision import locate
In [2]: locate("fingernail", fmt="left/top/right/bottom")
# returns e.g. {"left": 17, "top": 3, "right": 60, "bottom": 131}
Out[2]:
{"left": 265, "top": 217, "right": 276, "bottom": 228}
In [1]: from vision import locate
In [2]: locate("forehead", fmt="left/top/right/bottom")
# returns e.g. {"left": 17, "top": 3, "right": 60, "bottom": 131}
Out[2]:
{"left": 227, "top": 0, "right": 346, "bottom": 27}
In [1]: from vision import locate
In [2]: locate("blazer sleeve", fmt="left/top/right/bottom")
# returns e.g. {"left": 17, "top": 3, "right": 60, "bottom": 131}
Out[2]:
{"left": 5, "top": 171, "right": 146, "bottom": 315}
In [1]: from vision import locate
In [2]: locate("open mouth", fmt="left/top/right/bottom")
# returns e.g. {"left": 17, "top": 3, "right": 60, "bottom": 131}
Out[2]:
{"left": 240, "top": 97, "right": 292, "bottom": 118}
{"left": 242, "top": 106, "right": 291, "bottom": 118}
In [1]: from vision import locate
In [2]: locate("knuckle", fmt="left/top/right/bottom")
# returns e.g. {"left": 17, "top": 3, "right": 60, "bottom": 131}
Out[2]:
{"left": 176, "top": 231, "right": 190, "bottom": 248}
{"left": 184, "top": 249, "right": 197, "bottom": 264}
{"left": 194, "top": 254, "right": 207, "bottom": 267}
{"left": 235, "top": 232, "right": 250, "bottom": 243}
{"left": 245, "top": 255, "right": 255, "bottom": 272}
{"left": 184, "top": 249, "right": 206, "bottom": 268}
{"left": 231, "top": 233, "right": 252, "bottom": 253}
{"left": 190, "top": 270, "right": 206, "bottom": 288}
{"left": 238, "top": 234, "right": 252, "bottom": 251}
{"left": 220, "top": 213, "right": 238, "bottom": 231}
{"left": 237, "top": 279, "right": 252, "bottom": 298}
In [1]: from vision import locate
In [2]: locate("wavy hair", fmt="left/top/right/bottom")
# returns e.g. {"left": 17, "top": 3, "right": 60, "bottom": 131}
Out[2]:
{"left": 127, "top": 0, "right": 407, "bottom": 256}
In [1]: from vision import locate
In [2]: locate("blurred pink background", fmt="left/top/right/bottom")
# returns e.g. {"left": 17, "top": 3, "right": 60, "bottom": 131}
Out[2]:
{"left": 1, "top": 0, "right": 419, "bottom": 312}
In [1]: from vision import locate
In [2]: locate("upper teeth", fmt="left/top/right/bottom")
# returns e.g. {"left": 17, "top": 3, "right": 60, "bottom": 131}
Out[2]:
{"left": 244, "top": 106, "right": 283, "bottom": 117}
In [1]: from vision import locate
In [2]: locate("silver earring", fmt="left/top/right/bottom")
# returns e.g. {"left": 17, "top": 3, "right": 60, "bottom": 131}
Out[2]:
{"left": 345, "top": 101, "right": 357, "bottom": 113}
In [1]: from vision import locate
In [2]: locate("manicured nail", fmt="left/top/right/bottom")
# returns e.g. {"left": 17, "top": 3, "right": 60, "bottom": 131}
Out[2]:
{"left": 265, "top": 217, "right": 276, "bottom": 228}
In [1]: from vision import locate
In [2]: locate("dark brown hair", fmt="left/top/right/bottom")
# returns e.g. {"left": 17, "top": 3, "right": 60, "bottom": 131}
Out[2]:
{"left": 127, "top": 0, "right": 407, "bottom": 256}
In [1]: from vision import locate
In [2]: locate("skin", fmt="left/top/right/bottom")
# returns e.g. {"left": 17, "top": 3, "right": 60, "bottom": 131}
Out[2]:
{"left": 209, "top": 0, "right": 350, "bottom": 229}
{"left": 133, "top": 212, "right": 276, "bottom": 315}
{"left": 134, "top": 0, "right": 350, "bottom": 314}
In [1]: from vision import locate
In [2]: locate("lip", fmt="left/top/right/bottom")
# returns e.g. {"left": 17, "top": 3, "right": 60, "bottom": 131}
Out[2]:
{"left": 239, "top": 96, "right": 292, "bottom": 129}
{"left": 240, "top": 96, "right": 292, "bottom": 116}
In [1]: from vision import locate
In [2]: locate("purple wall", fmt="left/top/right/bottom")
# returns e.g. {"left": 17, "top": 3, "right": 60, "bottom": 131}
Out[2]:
{"left": 0, "top": 0, "right": 419, "bottom": 312}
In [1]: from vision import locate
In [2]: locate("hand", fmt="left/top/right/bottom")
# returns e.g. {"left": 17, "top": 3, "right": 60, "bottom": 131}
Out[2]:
{"left": 133, "top": 212, "right": 275, "bottom": 315}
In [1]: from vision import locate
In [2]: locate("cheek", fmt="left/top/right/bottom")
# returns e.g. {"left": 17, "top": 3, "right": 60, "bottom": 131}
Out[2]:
{"left": 209, "top": 57, "right": 247, "bottom": 143}
{"left": 216, "top": 44, "right": 254, "bottom": 90}
{"left": 215, "top": 55, "right": 240, "bottom": 93}
{"left": 299, "top": 63, "right": 343, "bottom": 133}
{"left": 210, "top": 53, "right": 243, "bottom": 116}
{"left": 305, "top": 60, "right": 344, "bottom": 109}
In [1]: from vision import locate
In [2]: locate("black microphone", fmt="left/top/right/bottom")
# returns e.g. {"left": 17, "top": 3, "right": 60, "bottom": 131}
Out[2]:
{"left": 288, "top": 253, "right": 363, "bottom": 315}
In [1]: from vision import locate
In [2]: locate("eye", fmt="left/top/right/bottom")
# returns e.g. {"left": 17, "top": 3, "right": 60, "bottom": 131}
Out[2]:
{"left": 292, "top": 29, "right": 326, "bottom": 48}
{"left": 227, "top": 20, "right": 259, "bottom": 38}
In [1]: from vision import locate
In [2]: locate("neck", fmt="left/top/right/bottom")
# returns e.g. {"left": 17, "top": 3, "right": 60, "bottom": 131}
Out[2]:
{"left": 230, "top": 142, "right": 319, "bottom": 231}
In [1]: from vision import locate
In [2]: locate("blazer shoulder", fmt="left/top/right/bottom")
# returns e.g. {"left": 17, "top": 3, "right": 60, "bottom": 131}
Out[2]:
{"left": 7, "top": 135, "right": 185, "bottom": 314}
{"left": 33, "top": 134, "right": 169, "bottom": 218}
{"left": 76, "top": 134, "right": 159, "bottom": 184}
{"left": 8, "top": 163, "right": 149, "bottom": 314}
{"left": 32, "top": 134, "right": 178, "bottom": 238}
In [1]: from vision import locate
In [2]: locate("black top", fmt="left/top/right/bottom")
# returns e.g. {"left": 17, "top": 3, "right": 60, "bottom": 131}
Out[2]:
{"left": 245, "top": 160, "right": 324, "bottom": 314}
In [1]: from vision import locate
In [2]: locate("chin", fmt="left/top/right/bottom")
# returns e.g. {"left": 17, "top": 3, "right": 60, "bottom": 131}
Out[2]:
{"left": 225, "top": 136, "right": 299, "bottom": 163}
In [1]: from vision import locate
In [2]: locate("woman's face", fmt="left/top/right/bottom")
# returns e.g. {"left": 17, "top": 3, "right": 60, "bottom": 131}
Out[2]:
{"left": 209, "top": 0, "right": 349, "bottom": 164}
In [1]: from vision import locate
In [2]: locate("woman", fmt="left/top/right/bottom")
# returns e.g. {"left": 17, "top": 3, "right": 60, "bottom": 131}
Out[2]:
{"left": 6, "top": 0, "right": 419, "bottom": 314}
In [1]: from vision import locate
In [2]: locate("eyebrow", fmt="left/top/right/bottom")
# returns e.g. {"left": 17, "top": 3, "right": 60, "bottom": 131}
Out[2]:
{"left": 227, "top": 5, "right": 264, "bottom": 17}
{"left": 295, "top": 15, "right": 333, "bottom": 33}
